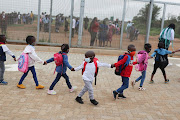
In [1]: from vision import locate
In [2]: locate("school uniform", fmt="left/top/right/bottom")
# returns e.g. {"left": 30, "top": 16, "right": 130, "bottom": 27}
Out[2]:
{"left": 0, "top": 43, "right": 15, "bottom": 82}
{"left": 75, "top": 61, "right": 110, "bottom": 100}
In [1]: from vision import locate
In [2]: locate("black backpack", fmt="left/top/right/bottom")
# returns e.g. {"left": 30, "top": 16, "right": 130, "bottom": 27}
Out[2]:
{"left": 155, "top": 51, "right": 168, "bottom": 69}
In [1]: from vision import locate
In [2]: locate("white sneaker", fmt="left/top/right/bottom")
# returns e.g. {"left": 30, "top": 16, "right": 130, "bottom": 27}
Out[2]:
{"left": 131, "top": 81, "right": 136, "bottom": 88}
{"left": 69, "top": 86, "right": 77, "bottom": 93}
{"left": 138, "top": 87, "right": 146, "bottom": 91}
{"left": 47, "top": 90, "right": 56, "bottom": 95}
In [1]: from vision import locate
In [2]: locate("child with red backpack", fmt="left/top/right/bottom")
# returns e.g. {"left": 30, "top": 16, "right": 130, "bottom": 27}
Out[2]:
{"left": 112, "top": 44, "right": 136, "bottom": 99}
{"left": 44, "top": 44, "right": 76, "bottom": 95}
{"left": 73, "top": 51, "right": 112, "bottom": 105}
{"left": 131, "top": 43, "right": 152, "bottom": 91}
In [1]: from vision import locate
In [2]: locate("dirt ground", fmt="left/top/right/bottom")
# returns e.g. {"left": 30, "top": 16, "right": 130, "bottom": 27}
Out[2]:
{"left": 2, "top": 21, "right": 180, "bottom": 52}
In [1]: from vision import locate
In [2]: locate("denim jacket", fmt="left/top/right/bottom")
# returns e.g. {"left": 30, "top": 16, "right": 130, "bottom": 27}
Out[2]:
{"left": 46, "top": 52, "right": 72, "bottom": 74}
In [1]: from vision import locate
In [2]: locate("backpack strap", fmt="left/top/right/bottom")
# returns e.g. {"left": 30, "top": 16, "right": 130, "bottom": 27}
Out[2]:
{"left": 82, "top": 62, "right": 87, "bottom": 75}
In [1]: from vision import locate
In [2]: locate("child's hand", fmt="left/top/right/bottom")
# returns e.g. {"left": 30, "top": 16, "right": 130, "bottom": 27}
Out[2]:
{"left": 14, "top": 57, "right": 16, "bottom": 61}
{"left": 43, "top": 61, "right": 47, "bottom": 65}
{"left": 111, "top": 64, "right": 115, "bottom": 68}
{"left": 71, "top": 68, "right": 75, "bottom": 71}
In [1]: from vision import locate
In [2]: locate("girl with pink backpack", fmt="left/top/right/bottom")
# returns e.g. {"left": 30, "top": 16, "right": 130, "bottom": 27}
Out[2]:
{"left": 17, "top": 36, "right": 45, "bottom": 89}
{"left": 131, "top": 43, "right": 152, "bottom": 91}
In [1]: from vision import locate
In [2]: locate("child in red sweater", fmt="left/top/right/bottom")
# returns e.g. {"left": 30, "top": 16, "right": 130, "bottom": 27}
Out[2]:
{"left": 112, "top": 44, "right": 136, "bottom": 99}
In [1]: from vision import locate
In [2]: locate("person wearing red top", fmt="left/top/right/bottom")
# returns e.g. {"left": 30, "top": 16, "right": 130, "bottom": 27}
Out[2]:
{"left": 89, "top": 17, "right": 99, "bottom": 46}
{"left": 112, "top": 44, "right": 136, "bottom": 99}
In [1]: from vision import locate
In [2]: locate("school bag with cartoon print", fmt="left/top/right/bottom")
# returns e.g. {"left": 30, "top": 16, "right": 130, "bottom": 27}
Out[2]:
{"left": 115, "top": 55, "right": 131, "bottom": 75}
{"left": 82, "top": 57, "right": 99, "bottom": 85}
{"left": 18, "top": 53, "right": 29, "bottom": 73}
{"left": 135, "top": 52, "right": 148, "bottom": 71}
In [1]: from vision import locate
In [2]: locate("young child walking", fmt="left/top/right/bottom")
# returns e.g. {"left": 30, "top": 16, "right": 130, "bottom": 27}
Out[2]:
{"left": 149, "top": 42, "right": 180, "bottom": 84}
{"left": 112, "top": 44, "right": 136, "bottom": 99}
{"left": 0, "top": 35, "right": 16, "bottom": 85}
{"left": 44, "top": 44, "right": 76, "bottom": 95}
{"left": 74, "top": 51, "right": 112, "bottom": 105}
{"left": 17, "top": 36, "right": 45, "bottom": 89}
{"left": 131, "top": 43, "right": 152, "bottom": 90}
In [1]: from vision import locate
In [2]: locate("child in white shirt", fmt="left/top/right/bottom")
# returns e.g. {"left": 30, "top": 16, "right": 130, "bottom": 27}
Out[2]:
{"left": 17, "top": 36, "right": 45, "bottom": 89}
{"left": 73, "top": 51, "right": 112, "bottom": 105}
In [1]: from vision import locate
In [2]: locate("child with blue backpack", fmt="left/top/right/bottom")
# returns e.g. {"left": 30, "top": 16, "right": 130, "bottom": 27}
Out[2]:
{"left": 44, "top": 44, "right": 76, "bottom": 95}
{"left": 0, "top": 35, "right": 16, "bottom": 85}
{"left": 17, "top": 36, "right": 45, "bottom": 89}
{"left": 112, "top": 44, "right": 136, "bottom": 99}
{"left": 131, "top": 43, "right": 151, "bottom": 91}
{"left": 149, "top": 42, "right": 180, "bottom": 84}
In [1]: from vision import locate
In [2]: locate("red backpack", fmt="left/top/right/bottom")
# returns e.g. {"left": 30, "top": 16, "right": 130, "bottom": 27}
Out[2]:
{"left": 53, "top": 52, "right": 66, "bottom": 74}
{"left": 82, "top": 57, "right": 99, "bottom": 85}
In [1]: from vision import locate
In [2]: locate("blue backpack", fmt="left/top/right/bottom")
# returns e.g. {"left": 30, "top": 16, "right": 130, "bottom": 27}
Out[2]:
{"left": 115, "top": 55, "right": 131, "bottom": 76}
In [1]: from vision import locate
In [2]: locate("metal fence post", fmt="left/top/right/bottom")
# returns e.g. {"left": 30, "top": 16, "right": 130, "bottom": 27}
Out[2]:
{"left": 145, "top": 0, "right": 154, "bottom": 43}
{"left": 77, "top": 0, "right": 85, "bottom": 46}
{"left": 37, "top": 0, "right": 41, "bottom": 43}
{"left": 48, "top": 0, "right": 53, "bottom": 43}
{"left": 69, "top": 0, "right": 74, "bottom": 47}
{"left": 161, "top": 3, "right": 166, "bottom": 32}
{"left": 120, "top": 0, "right": 127, "bottom": 49}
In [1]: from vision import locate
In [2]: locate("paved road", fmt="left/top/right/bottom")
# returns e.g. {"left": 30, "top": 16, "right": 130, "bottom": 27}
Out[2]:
{"left": 0, "top": 47, "right": 180, "bottom": 120}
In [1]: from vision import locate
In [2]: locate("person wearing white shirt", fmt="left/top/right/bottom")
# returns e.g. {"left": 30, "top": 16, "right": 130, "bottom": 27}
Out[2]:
{"left": 73, "top": 51, "right": 112, "bottom": 105}
{"left": 17, "top": 36, "right": 45, "bottom": 89}
{"left": 0, "top": 35, "right": 16, "bottom": 85}
{"left": 126, "top": 21, "right": 132, "bottom": 38}
{"left": 72, "top": 18, "right": 76, "bottom": 37}
{"left": 159, "top": 24, "right": 175, "bottom": 50}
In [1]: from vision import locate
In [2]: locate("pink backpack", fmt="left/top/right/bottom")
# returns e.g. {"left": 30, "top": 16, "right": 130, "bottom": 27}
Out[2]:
{"left": 18, "top": 53, "right": 29, "bottom": 73}
{"left": 135, "top": 52, "right": 148, "bottom": 72}
{"left": 53, "top": 52, "right": 66, "bottom": 74}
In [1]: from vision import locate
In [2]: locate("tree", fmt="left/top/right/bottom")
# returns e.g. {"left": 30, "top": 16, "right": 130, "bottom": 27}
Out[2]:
{"left": 132, "top": 4, "right": 161, "bottom": 27}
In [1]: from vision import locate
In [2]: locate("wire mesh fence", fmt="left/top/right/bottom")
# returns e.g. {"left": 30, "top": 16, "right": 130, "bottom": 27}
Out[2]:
{"left": 0, "top": 0, "right": 180, "bottom": 52}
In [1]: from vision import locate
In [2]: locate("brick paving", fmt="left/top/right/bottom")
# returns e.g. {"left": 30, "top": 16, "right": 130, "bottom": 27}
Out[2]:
{"left": 0, "top": 45, "right": 180, "bottom": 120}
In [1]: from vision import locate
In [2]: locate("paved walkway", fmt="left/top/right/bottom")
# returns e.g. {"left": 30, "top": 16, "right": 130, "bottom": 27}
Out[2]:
{"left": 0, "top": 45, "right": 180, "bottom": 120}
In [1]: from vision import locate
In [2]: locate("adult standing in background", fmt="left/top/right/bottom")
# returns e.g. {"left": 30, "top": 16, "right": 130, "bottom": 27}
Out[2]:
{"left": 84, "top": 16, "right": 89, "bottom": 30}
{"left": 159, "top": 23, "right": 175, "bottom": 50}
{"left": 126, "top": 21, "right": 132, "bottom": 38}
{"left": 43, "top": 15, "right": 50, "bottom": 32}
{"left": 30, "top": 11, "right": 34, "bottom": 24}
{"left": 71, "top": 17, "right": 76, "bottom": 38}
{"left": 0, "top": 11, "right": 8, "bottom": 35}
{"left": 89, "top": 17, "right": 99, "bottom": 46}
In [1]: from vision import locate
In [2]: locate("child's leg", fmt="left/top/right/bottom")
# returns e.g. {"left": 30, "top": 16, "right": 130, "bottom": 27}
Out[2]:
{"left": 62, "top": 73, "right": 72, "bottom": 89}
{"left": 151, "top": 62, "right": 159, "bottom": 81}
{"left": 78, "top": 80, "right": 88, "bottom": 98}
{"left": 0, "top": 61, "right": 5, "bottom": 82}
{"left": 160, "top": 67, "right": 167, "bottom": 81}
{"left": 139, "top": 71, "right": 146, "bottom": 87}
{"left": 18, "top": 67, "right": 30, "bottom": 85}
{"left": 86, "top": 81, "right": 94, "bottom": 100}
{"left": 30, "top": 66, "right": 39, "bottom": 86}
{"left": 49, "top": 73, "right": 62, "bottom": 90}
{"left": 116, "top": 77, "right": 129, "bottom": 94}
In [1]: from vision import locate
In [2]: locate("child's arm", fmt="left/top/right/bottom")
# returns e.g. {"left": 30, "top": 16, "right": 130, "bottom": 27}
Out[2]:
{"left": 97, "top": 61, "right": 111, "bottom": 68}
{"left": 150, "top": 51, "right": 157, "bottom": 58}
{"left": 2, "top": 45, "right": 16, "bottom": 61}
{"left": 46, "top": 57, "right": 54, "bottom": 64}
{"left": 63, "top": 55, "right": 73, "bottom": 70}
{"left": 29, "top": 50, "right": 44, "bottom": 64}
{"left": 74, "top": 62, "right": 84, "bottom": 71}
{"left": 113, "top": 55, "right": 128, "bottom": 67}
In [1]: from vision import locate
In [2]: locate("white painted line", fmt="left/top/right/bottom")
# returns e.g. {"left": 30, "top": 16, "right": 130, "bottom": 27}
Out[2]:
{"left": 176, "top": 64, "right": 180, "bottom": 67}
{"left": 5, "top": 64, "right": 18, "bottom": 71}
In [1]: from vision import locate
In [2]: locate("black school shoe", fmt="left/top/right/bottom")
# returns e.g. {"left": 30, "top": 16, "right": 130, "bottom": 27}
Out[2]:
{"left": 118, "top": 94, "right": 126, "bottom": 99}
{"left": 90, "top": 99, "right": 98, "bottom": 105}
{"left": 75, "top": 96, "right": 84, "bottom": 104}
{"left": 113, "top": 90, "right": 118, "bottom": 99}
